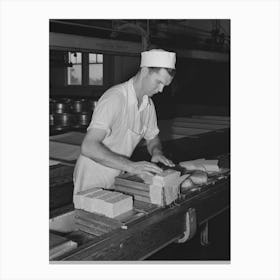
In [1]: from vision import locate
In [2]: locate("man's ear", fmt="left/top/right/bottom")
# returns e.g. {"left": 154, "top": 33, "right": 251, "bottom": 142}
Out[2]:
{"left": 140, "top": 67, "right": 149, "bottom": 77}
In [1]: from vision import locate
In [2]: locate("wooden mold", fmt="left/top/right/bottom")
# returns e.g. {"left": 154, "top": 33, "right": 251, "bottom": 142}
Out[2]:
{"left": 114, "top": 169, "right": 183, "bottom": 206}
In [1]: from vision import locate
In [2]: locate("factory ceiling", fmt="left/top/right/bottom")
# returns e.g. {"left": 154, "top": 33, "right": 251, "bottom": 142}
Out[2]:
{"left": 50, "top": 19, "right": 230, "bottom": 53}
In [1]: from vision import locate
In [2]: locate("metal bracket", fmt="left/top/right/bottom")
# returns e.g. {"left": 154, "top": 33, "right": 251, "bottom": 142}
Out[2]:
{"left": 200, "top": 221, "right": 210, "bottom": 246}
{"left": 176, "top": 208, "right": 197, "bottom": 243}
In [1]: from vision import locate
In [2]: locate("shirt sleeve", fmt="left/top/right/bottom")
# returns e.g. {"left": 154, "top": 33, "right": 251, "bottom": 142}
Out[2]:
{"left": 143, "top": 99, "right": 160, "bottom": 141}
{"left": 87, "top": 91, "right": 123, "bottom": 136}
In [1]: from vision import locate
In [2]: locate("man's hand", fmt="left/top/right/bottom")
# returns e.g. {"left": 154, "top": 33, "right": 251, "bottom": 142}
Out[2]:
{"left": 129, "top": 161, "right": 163, "bottom": 176}
{"left": 146, "top": 136, "right": 175, "bottom": 167}
{"left": 151, "top": 153, "right": 175, "bottom": 167}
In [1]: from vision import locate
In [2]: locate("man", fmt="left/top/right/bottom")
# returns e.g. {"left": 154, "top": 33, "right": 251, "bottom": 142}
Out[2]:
{"left": 73, "top": 49, "right": 176, "bottom": 194}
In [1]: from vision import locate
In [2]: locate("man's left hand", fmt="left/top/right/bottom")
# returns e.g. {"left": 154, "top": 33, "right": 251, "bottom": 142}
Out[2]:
{"left": 151, "top": 154, "right": 175, "bottom": 167}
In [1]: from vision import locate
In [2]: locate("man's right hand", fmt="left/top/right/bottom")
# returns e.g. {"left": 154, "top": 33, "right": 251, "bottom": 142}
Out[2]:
{"left": 129, "top": 161, "right": 163, "bottom": 176}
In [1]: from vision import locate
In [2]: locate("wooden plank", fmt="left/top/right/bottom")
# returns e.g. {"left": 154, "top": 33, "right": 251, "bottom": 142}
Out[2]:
{"left": 114, "top": 185, "right": 150, "bottom": 198}
{"left": 50, "top": 131, "right": 86, "bottom": 146}
{"left": 173, "top": 117, "right": 229, "bottom": 125}
{"left": 114, "top": 177, "right": 149, "bottom": 191}
{"left": 172, "top": 121, "right": 228, "bottom": 130}
{"left": 168, "top": 126, "right": 211, "bottom": 136}
{"left": 133, "top": 200, "right": 160, "bottom": 213}
{"left": 75, "top": 219, "right": 110, "bottom": 235}
{"left": 49, "top": 159, "right": 61, "bottom": 166}
{"left": 115, "top": 173, "right": 144, "bottom": 182}
{"left": 75, "top": 223, "right": 105, "bottom": 237}
{"left": 114, "top": 183, "right": 149, "bottom": 193}
{"left": 158, "top": 133, "right": 187, "bottom": 142}
{"left": 75, "top": 221, "right": 107, "bottom": 236}
{"left": 134, "top": 194, "right": 151, "bottom": 203}
{"left": 192, "top": 115, "right": 230, "bottom": 121}
{"left": 49, "top": 141, "right": 80, "bottom": 161}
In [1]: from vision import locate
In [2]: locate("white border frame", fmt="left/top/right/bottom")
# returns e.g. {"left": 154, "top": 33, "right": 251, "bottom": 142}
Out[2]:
{"left": 1, "top": 0, "right": 279, "bottom": 279}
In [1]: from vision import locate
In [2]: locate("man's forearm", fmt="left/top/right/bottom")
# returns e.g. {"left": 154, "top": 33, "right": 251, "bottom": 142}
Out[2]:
{"left": 81, "top": 141, "right": 133, "bottom": 173}
{"left": 146, "top": 136, "right": 163, "bottom": 156}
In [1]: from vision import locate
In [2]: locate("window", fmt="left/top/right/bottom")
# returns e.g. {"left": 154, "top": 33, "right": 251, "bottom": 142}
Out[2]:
{"left": 67, "top": 52, "right": 82, "bottom": 85}
{"left": 89, "top": 53, "right": 103, "bottom": 85}
{"left": 65, "top": 52, "right": 104, "bottom": 86}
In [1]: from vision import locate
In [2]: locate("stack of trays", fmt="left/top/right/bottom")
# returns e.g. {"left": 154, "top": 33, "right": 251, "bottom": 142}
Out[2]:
{"left": 74, "top": 209, "right": 122, "bottom": 237}
{"left": 114, "top": 170, "right": 183, "bottom": 206}
{"left": 114, "top": 174, "right": 151, "bottom": 203}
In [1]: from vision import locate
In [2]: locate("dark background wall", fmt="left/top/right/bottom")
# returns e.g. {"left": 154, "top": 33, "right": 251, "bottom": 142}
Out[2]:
{"left": 50, "top": 50, "right": 230, "bottom": 118}
{"left": 152, "top": 57, "right": 230, "bottom": 119}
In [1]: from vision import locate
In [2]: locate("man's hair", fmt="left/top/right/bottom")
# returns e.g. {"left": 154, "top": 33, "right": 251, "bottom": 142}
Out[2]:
{"left": 148, "top": 67, "right": 176, "bottom": 78}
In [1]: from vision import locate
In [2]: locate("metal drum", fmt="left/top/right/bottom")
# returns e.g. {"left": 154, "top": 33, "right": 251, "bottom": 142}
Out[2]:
{"left": 79, "top": 112, "right": 91, "bottom": 126}
{"left": 60, "top": 98, "right": 72, "bottom": 104}
{"left": 53, "top": 113, "right": 75, "bottom": 128}
{"left": 49, "top": 99, "right": 57, "bottom": 114}
{"left": 73, "top": 112, "right": 91, "bottom": 128}
{"left": 72, "top": 99, "right": 90, "bottom": 113}
{"left": 53, "top": 102, "right": 71, "bottom": 114}
{"left": 49, "top": 114, "right": 55, "bottom": 126}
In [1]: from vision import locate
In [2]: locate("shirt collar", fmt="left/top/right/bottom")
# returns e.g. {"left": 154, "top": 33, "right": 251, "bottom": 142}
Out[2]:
{"left": 128, "top": 78, "right": 150, "bottom": 111}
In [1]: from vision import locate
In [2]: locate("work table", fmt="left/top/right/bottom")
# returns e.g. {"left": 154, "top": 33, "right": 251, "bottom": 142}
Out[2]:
{"left": 49, "top": 116, "right": 230, "bottom": 261}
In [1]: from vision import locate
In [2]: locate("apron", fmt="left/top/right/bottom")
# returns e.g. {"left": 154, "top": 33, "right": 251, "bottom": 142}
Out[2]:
{"left": 73, "top": 119, "right": 147, "bottom": 195}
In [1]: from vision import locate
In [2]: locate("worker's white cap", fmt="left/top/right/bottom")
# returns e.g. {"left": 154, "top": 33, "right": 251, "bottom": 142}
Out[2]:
{"left": 140, "top": 49, "right": 176, "bottom": 69}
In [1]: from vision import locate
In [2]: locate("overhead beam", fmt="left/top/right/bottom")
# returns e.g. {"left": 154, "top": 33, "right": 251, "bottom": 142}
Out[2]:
{"left": 49, "top": 32, "right": 142, "bottom": 56}
{"left": 49, "top": 32, "right": 229, "bottom": 62}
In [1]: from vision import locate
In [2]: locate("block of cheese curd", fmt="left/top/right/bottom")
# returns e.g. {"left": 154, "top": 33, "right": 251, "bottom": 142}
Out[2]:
{"left": 179, "top": 159, "right": 220, "bottom": 173}
{"left": 152, "top": 169, "right": 181, "bottom": 186}
{"left": 181, "top": 178, "right": 194, "bottom": 191}
{"left": 189, "top": 171, "right": 208, "bottom": 185}
{"left": 139, "top": 169, "right": 181, "bottom": 186}
{"left": 179, "top": 159, "right": 206, "bottom": 171}
{"left": 74, "top": 188, "right": 133, "bottom": 218}
{"left": 181, "top": 171, "right": 208, "bottom": 191}
{"left": 200, "top": 160, "right": 220, "bottom": 172}
{"left": 73, "top": 188, "right": 103, "bottom": 209}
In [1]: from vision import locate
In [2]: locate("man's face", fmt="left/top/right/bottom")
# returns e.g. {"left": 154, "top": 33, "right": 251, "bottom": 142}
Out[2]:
{"left": 142, "top": 68, "right": 174, "bottom": 97}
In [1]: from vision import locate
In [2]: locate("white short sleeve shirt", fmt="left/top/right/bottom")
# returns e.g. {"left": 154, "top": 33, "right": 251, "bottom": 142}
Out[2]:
{"left": 73, "top": 78, "right": 159, "bottom": 193}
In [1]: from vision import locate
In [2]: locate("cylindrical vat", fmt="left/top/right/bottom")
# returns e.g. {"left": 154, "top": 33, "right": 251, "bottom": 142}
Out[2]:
{"left": 50, "top": 114, "right": 55, "bottom": 126}
{"left": 72, "top": 99, "right": 90, "bottom": 113}
{"left": 53, "top": 102, "right": 71, "bottom": 114}
{"left": 53, "top": 113, "right": 75, "bottom": 127}
{"left": 74, "top": 112, "right": 91, "bottom": 127}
